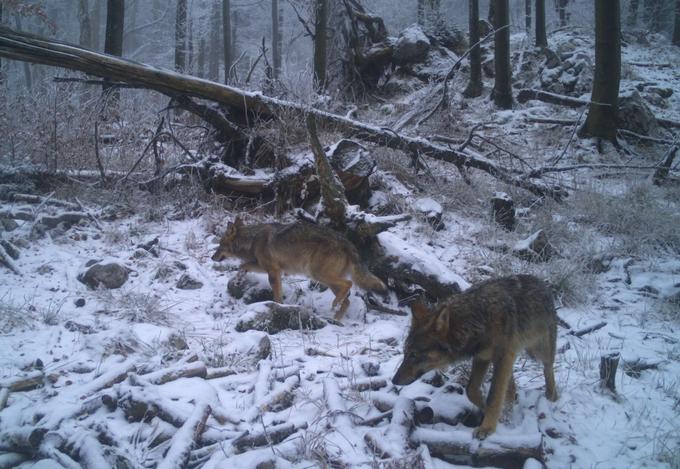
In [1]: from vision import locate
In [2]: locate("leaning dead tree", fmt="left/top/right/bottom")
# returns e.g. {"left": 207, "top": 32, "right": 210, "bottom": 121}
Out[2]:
{"left": 0, "top": 26, "right": 564, "bottom": 200}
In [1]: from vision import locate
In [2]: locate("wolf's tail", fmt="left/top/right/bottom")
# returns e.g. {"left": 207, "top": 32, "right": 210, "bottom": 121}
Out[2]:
{"left": 351, "top": 263, "right": 387, "bottom": 293}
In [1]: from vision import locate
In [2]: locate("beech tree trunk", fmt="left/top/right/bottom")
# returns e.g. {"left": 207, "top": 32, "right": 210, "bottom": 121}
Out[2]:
{"left": 578, "top": 0, "right": 620, "bottom": 141}
{"left": 463, "top": 0, "right": 482, "bottom": 98}
{"left": 222, "top": 0, "right": 232, "bottom": 84}
{"left": 208, "top": 1, "right": 220, "bottom": 81}
{"left": 525, "top": 0, "right": 532, "bottom": 32}
{"left": 535, "top": 0, "right": 547, "bottom": 47}
{"left": 272, "top": 0, "right": 282, "bottom": 80}
{"left": 0, "top": 3, "right": 3, "bottom": 85}
{"left": 492, "top": 0, "right": 512, "bottom": 109}
{"left": 78, "top": 0, "right": 92, "bottom": 48}
{"left": 175, "top": 0, "right": 187, "bottom": 72}
{"left": 104, "top": 0, "right": 124, "bottom": 100}
{"left": 557, "top": 0, "right": 568, "bottom": 27}
{"left": 313, "top": 0, "right": 328, "bottom": 90}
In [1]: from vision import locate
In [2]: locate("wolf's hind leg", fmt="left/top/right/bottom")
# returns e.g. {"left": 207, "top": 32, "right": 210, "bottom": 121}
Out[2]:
{"left": 474, "top": 352, "right": 516, "bottom": 439}
{"left": 467, "top": 357, "right": 490, "bottom": 410}
{"left": 528, "top": 341, "right": 558, "bottom": 401}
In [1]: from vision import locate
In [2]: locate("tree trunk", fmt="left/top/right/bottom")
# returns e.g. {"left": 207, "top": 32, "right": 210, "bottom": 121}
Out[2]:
{"left": 492, "top": 0, "right": 512, "bottom": 109}
{"left": 643, "top": 0, "right": 661, "bottom": 32}
{"left": 197, "top": 38, "right": 206, "bottom": 78}
{"left": 313, "top": 0, "right": 328, "bottom": 91}
{"left": 557, "top": 0, "right": 568, "bottom": 27}
{"left": 78, "top": 0, "right": 92, "bottom": 48}
{"left": 92, "top": 0, "right": 101, "bottom": 50}
{"left": 14, "top": 15, "right": 32, "bottom": 91}
{"left": 222, "top": 0, "right": 231, "bottom": 84}
{"left": 272, "top": 0, "right": 281, "bottom": 80}
{"left": 0, "top": 3, "right": 3, "bottom": 85}
{"left": 208, "top": 1, "right": 220, "bottom": 81}
{"left": 673, "top": 0, "right": 680, "bottom": 45}
{"left": 104, "top": 0, "right": 124, "bottom": 100}
{"left": 417, "top": 0, "right": 425, "bottom": 25}
{"left": 535, "top": 0, "right": 547, "bottom": 47}
{"left": 488, "top": 0, "right": 495, "bottom": 24}
{"left": 525, "top": 0, "right": 532, "bottom": 32}
{"left": 627, "top": 0, "right": 639, "bottom": 28}
{"left": 175, "top": 0, "right": 187, "bottom": 72}
{"left": 578, "top": 0, "right": 620, "bottom": 141}
{"left": 463, "top": 0, "right": 482, "bottom": 98}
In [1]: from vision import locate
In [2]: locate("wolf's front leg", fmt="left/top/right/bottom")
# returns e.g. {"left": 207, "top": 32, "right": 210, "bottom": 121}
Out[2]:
{"left": 267, "top": 269, "right": 283, "bottom": 303}
{"left": 474, "top": 352, "right": 516, "bottom": 439}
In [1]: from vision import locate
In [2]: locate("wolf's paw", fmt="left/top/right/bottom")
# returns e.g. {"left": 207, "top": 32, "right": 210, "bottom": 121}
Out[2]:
{"left": 473, "top": 424, "right": 495, "bottom": 440}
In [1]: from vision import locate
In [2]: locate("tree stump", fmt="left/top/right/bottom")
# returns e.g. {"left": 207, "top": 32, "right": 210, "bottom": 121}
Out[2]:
{"left": 600, "top": 352, "right": 620, "bottom": 393}
{"left": 490, "top": 192, "right": 515, "bottom": 231}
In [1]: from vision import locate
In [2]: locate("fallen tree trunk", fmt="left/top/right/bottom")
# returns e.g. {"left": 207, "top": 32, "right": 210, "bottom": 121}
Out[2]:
{"left": 0, "top": 26, "right": 564, "bottom": 200}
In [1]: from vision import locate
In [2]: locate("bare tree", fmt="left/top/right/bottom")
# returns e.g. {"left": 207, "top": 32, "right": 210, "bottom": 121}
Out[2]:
{"left": 175, "top": 0, "right": 187, "bottom": 72}
{"left": 535, "top": 0, "right": 547, "bottom": 47}
{"left": 208, "top": 1, "right": 220, "bottom": 81}
{"left": 313, "top": 0, "right": 328, "bottom": 90}
{"left": 92, "top": 0, "right": 101, "bottom": 50}
{"left": 525, "top": 0, "right": 532, "bottom": 32}
{"left": 104, "top": 0, "right": 124, "bottom": 101}
{"left": 556, "top": 0, "right": 569, "bottom": 27}
{"left": 0, "top": 3, "right": 3, "bottom": 85}
{"left": 463, "top": 0, "right": 482, "bottom": 98}
{"left": 222, "top": 0, "right": 232, "bottom": 84}
{"left": 492, "top": 0, "right": 512, "bottom": 109}
{"left": 643, "top": 0, "right": 662, "bottom": 32}
{"left": 578, "top": 0, "right": 620, "bottom": 141}
{"left": 272, "top": 0, "right": 282, "bottom": 80}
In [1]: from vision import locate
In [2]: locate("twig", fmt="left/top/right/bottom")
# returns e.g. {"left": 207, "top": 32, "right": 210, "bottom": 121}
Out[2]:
{"left": 550, "top": 107, "right": 586, "bottom": 166}
{"left": 569, "top": 321, "right": 607, "bottom": 338}
{"left": 618, "top": 129, "right": 678, "bottom": 146}
{"left": 93, "top": 121, "right": 106, "bottom": 182}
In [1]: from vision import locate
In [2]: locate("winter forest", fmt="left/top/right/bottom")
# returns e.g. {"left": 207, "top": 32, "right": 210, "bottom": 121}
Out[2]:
{"left": 1, "top": 0, "right": 680, "bottom": 467}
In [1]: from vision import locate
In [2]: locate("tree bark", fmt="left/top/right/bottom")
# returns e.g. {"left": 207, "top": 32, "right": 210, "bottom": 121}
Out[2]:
{"left": 492, "top": 0, "right": 512, "bottom": 109}
{"left": 578, "top": 0, "right": 620, "bottom": 141}
{"left": 208, "top": 1, "right": 220, "bottom": 81}
{"left": 525, "top": 0, "right": 532, "bottom": 32}
{"left": 0, "top": 26, "right": 565, "bottom": 200}
{"left": 222, "top": 0, "right": 231, "bottom": 84}
{"left": 557, "top": 0, "right": 568, "bottom": 27}
{"left": 104, "top": 0, "right": 124, "bottom": 100}
{"left": 314, "top": 0, "right": 328, "bottom": 90}
{"left": 535, "top": 0, "right": 547, "bottom": 47}
{"left": 463, "top": 0, "right": 482, "bottom": 98}
{"left": 175, "top": 0, "right": 187, "bottom": 72}
{"left": 272, "top": 0, "right": 281, "bottom": 79}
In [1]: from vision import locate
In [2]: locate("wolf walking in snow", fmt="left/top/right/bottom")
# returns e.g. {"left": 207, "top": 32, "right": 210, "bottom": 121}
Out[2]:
{"left": 212, "top": 218, "right": 387, "bottom": 320}
{"left": 392, "top": 274, "right": 558, "bottom": 439}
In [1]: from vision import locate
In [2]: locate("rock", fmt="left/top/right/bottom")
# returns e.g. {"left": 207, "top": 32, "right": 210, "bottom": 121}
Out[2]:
{"left": 0, "top": 217, "right": 18, "bottom": 232}
{"left": 228, "top": 273, "right": 273, "bottom": 304}
{"left": 393, "top": 25, "right": 431, "bottom": 64}
{"left": 74, "top": 298, "right": 86, "bottom": 307}
{"left": 64, "top": 320, "right": 95, "bottom": 334}
{"left": 617, "top": 91, "right": 659, "bottom": 136}
{"left": 176, "top": 273, "right": 203, "bottom": 290}
{"left": 512, "top": 229, "right": 556, "bottom": 262}
{"left": 77, "top": 262, "right": 130, "bottom": 289}
{"left": 491, "top": 192, "right": 515, "bottom": 231}
{"left": 414, "top": 197, "right": 444, "bottom": 230}
{"left": 235, "top": 302, "right": 326, "bottom": 334}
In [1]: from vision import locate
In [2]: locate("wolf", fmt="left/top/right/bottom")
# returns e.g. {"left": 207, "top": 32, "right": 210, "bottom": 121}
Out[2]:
{"left": 211, "top": 218, "right": 387, "bottom": 320}
{"left": 392, "top": 274, "right": 558, "bottom": 439}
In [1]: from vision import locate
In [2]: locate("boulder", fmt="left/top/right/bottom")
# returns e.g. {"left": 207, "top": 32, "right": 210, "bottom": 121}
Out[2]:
{"left": 617, "top": 91, "right": 659, "bottom": 136}
{"left": 78, "top": 262, "right": 130, "bottom": 289}
{"left": 235, "top": 302, "right": 326, "bottom": 334}
{"left": 393, "top": 25, "right": 431, "bottom": 64}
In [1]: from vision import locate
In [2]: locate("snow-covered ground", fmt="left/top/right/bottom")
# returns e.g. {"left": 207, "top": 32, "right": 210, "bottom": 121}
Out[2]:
{"left": 1, "top": 27, "right": 680, "bottom": 469}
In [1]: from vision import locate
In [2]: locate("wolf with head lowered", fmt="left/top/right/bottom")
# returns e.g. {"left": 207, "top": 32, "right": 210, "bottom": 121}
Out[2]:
{"left": 392, "top": 274, "right": 558, "bottom": 439}
{"left": 212, "top": 218, "right": 387, "bottom": 320}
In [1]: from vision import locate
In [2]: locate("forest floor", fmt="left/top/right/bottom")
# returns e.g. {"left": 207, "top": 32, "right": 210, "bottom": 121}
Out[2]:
{"left": 1, "top": 29, "right": 680, "bottom": 469}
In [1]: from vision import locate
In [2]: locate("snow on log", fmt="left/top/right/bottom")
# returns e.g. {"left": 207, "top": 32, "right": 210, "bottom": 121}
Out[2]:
{"left": 411, "top": 427, "right": 544, "bottom": 469}
{"left": 0, "top": 26, "right": 566, "bottom": 199}
{"left": 0, "top": 387, "right": 9, "bottom": 410}
{"left": 245, "top": 375, "right": 300, "bottom": 422}
{"left": 10, "top": 193, "right": 81, "bottom": 210}
{"left": 364, "top": 396, "right": 416, "bottom": 458}
{"left": 37, "top": 432, "right": 81, "bottom": 469}
{"left": 78, "top": 362, "right": 136, "bottom": 399}
{"left": 323, "top": 378, "right": 353, "bottom": 428}
{"left": 157, "top": 403, "right": 211, "bottom": 469}
{"left": 66, "top": 433, "right": 109, "bottom": 469}
{"left": 134, "top": 361, "right": 207, "bottom": 385}
{"left": 232, "top": 422, "right": 307, "bottom": 454}
{"left": 0, "top": 246, "right": 21, "bottom": 275}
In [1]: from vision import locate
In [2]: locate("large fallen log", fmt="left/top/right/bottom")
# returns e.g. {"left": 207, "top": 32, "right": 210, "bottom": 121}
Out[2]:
{"left": 0, "top": 26, "right": 564, "bottom": 200}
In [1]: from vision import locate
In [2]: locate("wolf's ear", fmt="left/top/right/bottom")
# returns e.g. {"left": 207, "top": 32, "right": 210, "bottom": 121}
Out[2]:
{"left": 410, "top": 301, "right": 430, "bottom": 322}
{"left": 435, "top": 308, "right": 449, "bottom": 335}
